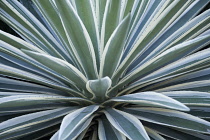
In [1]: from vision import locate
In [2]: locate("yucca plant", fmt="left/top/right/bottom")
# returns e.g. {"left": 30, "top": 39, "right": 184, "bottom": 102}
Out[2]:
{"left": 0, "top": 0, "right": 210, "bottom": 139}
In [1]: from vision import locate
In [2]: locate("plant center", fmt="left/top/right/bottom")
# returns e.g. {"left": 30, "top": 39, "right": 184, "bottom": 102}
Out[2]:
{"left": 86, "top": 77, "right": 112, "bottom": 103}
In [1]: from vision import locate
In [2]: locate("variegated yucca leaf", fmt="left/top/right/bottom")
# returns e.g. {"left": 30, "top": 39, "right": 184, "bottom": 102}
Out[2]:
{"left": 0, "top": 0, "right": 210, "bottom": 139}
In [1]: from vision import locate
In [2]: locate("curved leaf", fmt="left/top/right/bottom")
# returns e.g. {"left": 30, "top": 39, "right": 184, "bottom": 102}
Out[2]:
{"left": 144, "top": 122, "right": 210, "bottom": 140}
{"left": 0, "top": 76, "right": 67, "bottom": 96}
{"left": 59, "top": 105, "right": 99, "bottom": 140}
{"left": 106, "top": 92, "right": 189, "bottom": 111}
{"left": 74, "top": 0, "right": 100, "bottom": 69}
{"left": 162, "top": 91, "right": 210, "bottom": 106}
{"left": 100, "top": 0, "right": 122, "bottom": 52}
{"left": 0, "top": 40, "right": 77, "bottom": 87}
{"left": 50, "top": 130, "right": 59, "bottom": 140}
{"left": 122, "top": 107, "right": 210, "bottom": 134}
{"left": 100, "top": 14, "right": 130, "bottom": 78}
{"left": 112, "top": 0, "right": 209, "bottom": 84}
{"left": 0, "top": 95, "right": 93, "bottom": 111}
{"left": 0, "top": 0, "right": 67, "bottom": 60}
{"left": 114, "top": 48, "right": 210, "bottom": 96}
{"left": 189, "top": 106, "right": 210, "bottom": 119}
{"left": 156, "top": 80, "right": 210, "bottom": 92}
{"left": 98, "top": 116, "right": 126, "bottom": 140}
{"left": 144, "top": 127, "right": 165, "bottom": 140}
{"left": 104, "top": 108, "right": 150, "bottom": 140}
{"left": 0, "top": 30, "right": 43, "bottom": 53}
{"left": 23, "top": 50, "right": 88, "bottom": 90}
{"left": 0, "top": 107, "right": 78, "bottom": 139}
{"left": 33, "top": 0, "right": 77, "bottom": 65}
{"left": 86, "top": 76, "right": 111, "bottom": 102}
{"left": 54, "top": 0, "right": 98, "bottom": 79}
{"left": 0, "top": 63, "right": 83, "bottom": 97}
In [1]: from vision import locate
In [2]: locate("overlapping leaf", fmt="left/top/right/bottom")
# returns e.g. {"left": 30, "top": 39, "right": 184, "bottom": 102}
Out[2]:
{"left": 0, "top": 0, "right": 210, "bottom": 139}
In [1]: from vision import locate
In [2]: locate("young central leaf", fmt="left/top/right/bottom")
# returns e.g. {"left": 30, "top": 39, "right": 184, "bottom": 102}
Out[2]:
{"left": 86, "top": 77, "right": 112, "bottom": 103}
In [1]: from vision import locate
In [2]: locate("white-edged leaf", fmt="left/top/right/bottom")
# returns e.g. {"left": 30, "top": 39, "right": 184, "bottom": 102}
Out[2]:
{"left": 155, "top": 80, "right": 210, "bottom": 92}
{"left": 126, "top": 0, "right": 157, "bottom": 49}
{"left": 122, "top": 107, "right": 210, "bottom": 134}
{"left": 59, "top": 105, "right": 99, "bottom": 140}
{"left": 54, "top": 0, "right": 98, "bottom": 79}
{"left": 189, "top": 106, "right": 210, "bottom": 119}
{"left": 144, "top": 123, "right": 204, "bottom": 140}
{"left": 0, "top": 95, "right": 93, "bottom": 110}
{"left": 0, "top": 107, "right": 78, "bottom": 137}
{"left": 111, "top": 0, "right": 209, "bottom": 85}
{"left": 23, "top": 50, "right": 87, "bottom": 90}
{"left": 95, "top": 0, "right": 106, "bottom": 34}
{"left": 106, "top": 92, "right": 189, "bottom": 111}
{"left": 50, "top": 130, "right": 59, "bottom": 140}
{"left": 0, "top": 51, "right": 66, "bottom": 86}
{"left": 124, "top": 0, "right": 191, "bottom": 72}
{"left": 0, "top": 0, "right": 67, "bottom": 60}
{"left": 86, "top": 76, "right": 111, "bottom": 101}
{"left": 98, "top": 116, "right": 126, "bottom": 140}
{"left": 0, "top": 40, "right": 78, "bottom": 88}
{"left": 162, "top": 91, "right": 210, "bottom": 106}
{"left": 100, "top": 13, "right": 130, "bottom": 78}
{"left": 141, "top": 67, "right": 210, "bottom": 91}
{"left": 104, "top": 108, "right": 150, "bottom": 140}
{"left": 74, "top": 0, "right": 100, "bottom": 69}
{"left": 125, "top": 34, "right": 210, "bottom": 88}
{"left": 111, "top": 0, "right": 184, "bottom": 83}
{"left": 100, "top": 0, "right": 122, "bottom": 53}
{"left": 144, "top": 127, "right": 165, "bottom": 140}
{"left": 128, "top": 33, "right": 210, "bottom": 75}
{"left": 69, "top": 116, "right": 95, "bottom": 140}
{"left": 0, "top": 30, "right": 44, "bottom": 53}
{"left": 0, "top": 63, "right": 84, "bottom": 97}
{"left": 110, "top": 48, "right": 210, "bottom": 97}
{"left": 18, "top": 124, "right": 58, "bottom": 140}
{"left": 0, "top": 76, "right": 67, "bottom": 96}
{"left": 33, "top": 0, "right": 76, "bottom": 65}
{"left": 75, "top": 122, "right": 92, "bottom": 140}
{"left": 131, "top": 9, "right": 210, "bottom": 71}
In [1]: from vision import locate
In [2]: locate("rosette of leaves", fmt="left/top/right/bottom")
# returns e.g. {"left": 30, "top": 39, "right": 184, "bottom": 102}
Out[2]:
{"left": 0, "top": 0, "right": 210, "bottom": 139}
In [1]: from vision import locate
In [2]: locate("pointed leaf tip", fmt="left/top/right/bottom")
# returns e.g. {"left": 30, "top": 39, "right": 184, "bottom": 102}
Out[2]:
{"left": 110, "top": 92, "right": 190, "bottom": 111}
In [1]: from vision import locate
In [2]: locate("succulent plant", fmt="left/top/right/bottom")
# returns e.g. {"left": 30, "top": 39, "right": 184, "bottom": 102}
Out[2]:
{"left": 0, "top": 0, "right": 210, "bottom": 139}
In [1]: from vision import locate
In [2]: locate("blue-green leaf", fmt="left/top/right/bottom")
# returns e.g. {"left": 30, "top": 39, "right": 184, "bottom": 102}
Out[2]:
{"left": 100, "top": 14, "right": 130, "bottom": 78}
{"left": 54, "top": 0, "right": 98, "bottom": 79}
{"left": 98, "top": 116, "right": 126, "bottom": 140}
{"left": 0, "top": 107, "right": 77, "bottom": 139}
{"left": 122, "top": 107, "right": 210, "bottom": 134}
{"left": 86, "top": 76, "right": 111, "bottom": 102}
{"left": 107, "top": 91, "right": 189, "bottom": 111}
{"left": 104, "top": 108, "right": 150, "bottom": 140}
{"left": 59, "top": 105, "right": 99, "bottom": 140}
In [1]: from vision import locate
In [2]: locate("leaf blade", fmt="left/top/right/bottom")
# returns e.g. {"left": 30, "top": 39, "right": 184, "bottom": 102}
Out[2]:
{"left": 108, "top": 91, "right": 189, "bottom": 111}
{"left": 122, "top": 107, "right": 210, "bottom": 134}
{"left": 59, "top": 105, "right": 99, "bottom": 140}
{"left": 104, "top": 108, "right": 150, "bottom": 140}
{"left": 54, "top": 0, "right": 98, "bottom": 79}
{"left": 23, "top": 50, "right": 87, "bottom": 90}
{"left": 100, "top": 14, "right": 131, "bottom": 78}
{"left": 98, "top": 116, "right": 126, "bottom": 140}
